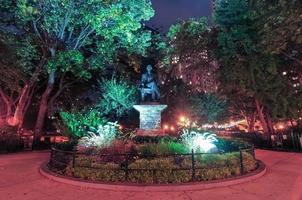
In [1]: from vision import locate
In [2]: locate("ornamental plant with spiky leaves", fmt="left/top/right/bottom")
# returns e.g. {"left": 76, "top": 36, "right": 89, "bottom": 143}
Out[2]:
{"left": 78, "top": 121, "right": 119, "bottom": 149}
{"left": 181, "top": 129, "right": 218, "bottom": 153}
{"left": 98, "top": 78, "right": 137, "bottom": 118}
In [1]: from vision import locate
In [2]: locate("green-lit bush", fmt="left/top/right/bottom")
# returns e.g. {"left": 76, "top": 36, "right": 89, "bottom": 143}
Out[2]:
{"left": 60, "top": 109, "right": 107, "bottom": 137}
{"left": 97, "top": 78, "right": 137, "bottom": 117}
{"left": 215, "top": 138, "right": 251, "bottom": 152}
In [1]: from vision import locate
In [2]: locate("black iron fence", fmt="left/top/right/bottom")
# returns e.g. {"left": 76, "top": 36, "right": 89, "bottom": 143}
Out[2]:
{"left": 221, "top": 129, "right": 302, "bottom": 152}
{"left": 48, "top": 146, "right": 256, "bottom": 183}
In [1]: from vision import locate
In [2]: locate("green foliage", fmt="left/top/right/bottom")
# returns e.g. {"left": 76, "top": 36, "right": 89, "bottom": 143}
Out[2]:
{"left": 60, "top": 109, "right": 106, "bottom": 137}
{"left": 71, "top": 156, "right": 124, "bottom": 181}
{"left": 62, "top": 151, "right": 257, "bottom": 183}
{"left": 214, "top": 0, "right": 301, "bottom": 124}
{"left": 128, "top": 158, "right": 175, "bottom": 183}
{"left": 214, "top": 138, "right": 251, "bottom": 153}
{"left": 0, "top": 33, "right": 40, "bottom": 77}
{"left": 98, "top": 78, "right": 137, "bottom": 118}
{"left": 46, "top": 50, "right": 91, "bottom": 79}
{"left": 16, "top": 0, "right": 154, "bottom": 52}
{"left": 254, "top": 0, "right": 302, "bottom": 56}
{"left": 137, "top": 140, "right": 189, "bottom": 156}
{"left": 190, "top": 93, "right": 227, "bottom": 123}
{"left": 167, "top": 17, "right": 208, "bottom": 40}
{"left": 161, "top": 17, "right": 218, "bottom": 92}
{"left": 214, "top": 0, "right": 256, "bottom": 60}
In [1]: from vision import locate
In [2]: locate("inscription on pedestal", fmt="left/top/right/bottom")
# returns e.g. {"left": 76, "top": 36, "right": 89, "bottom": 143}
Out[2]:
{"left": 133, "top": 104, "right": 167, "bottom": 131}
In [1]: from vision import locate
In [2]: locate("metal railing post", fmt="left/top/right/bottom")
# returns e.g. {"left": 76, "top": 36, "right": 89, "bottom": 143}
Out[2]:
{"left": 252, "top": 145, "right": 255, "bottom": 159}
{"left": 49, "top": 147, "right": 54, "bottom": 166}
{"left": 239, "top": 149, "right": 244, "bottom": 175}
{"left": 191, "top": 149, "right": 195, "bottom": 181}
{"left": 125, "top": 154, "right": 129, "bottom": 181}
{"left": 152, "top": 169, "right": 157, "bottom": 183}
{"left": 72, "top": 150, "right": 76, "bottom": 173}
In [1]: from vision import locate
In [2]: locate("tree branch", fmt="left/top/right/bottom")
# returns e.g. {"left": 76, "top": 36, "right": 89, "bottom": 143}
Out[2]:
{"left": 32, "top": 19, "right": 42, "bottom": 39}
{"left": 281, "top": 51, "right": 302, "bottom": 66}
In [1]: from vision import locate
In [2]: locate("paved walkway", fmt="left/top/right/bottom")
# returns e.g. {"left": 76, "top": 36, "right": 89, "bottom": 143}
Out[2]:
{"left": 0, "top": 150, "right": 301, "bottom": 200}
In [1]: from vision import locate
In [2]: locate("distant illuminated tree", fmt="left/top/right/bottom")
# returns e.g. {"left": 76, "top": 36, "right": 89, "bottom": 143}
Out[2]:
{"left": 189, "top": 92, "right": 227, "bottom": 123}
{"left": 214, "top": 0, "right": 301, "bottom": 133}
{"left": 158, "top": 18, "right": 219, "bottom": 93}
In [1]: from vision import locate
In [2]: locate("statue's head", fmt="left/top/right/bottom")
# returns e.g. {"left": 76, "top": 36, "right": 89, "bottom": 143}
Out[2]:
{"left": 146, "top": 64, "right": 152, "bottom": 72}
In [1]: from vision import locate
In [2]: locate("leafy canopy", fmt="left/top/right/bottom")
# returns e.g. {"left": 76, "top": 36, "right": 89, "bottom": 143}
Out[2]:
{"left": 190, "top": 93, "right": 227, "bottom": 123}
{"left": 60, "top": 109, "right": 106, "bottom": 137}
{"left": 16, "top": 0, "right": 155, "bottom": 76}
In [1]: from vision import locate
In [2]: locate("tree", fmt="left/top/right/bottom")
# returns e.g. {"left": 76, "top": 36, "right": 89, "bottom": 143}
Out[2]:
{"left": 213, "top": 0, "right": 300, "bottom": 133}
{"left": 0, "top": 1, "right": 43, "bottom": 128}
{"left": 0, "top": 31, "right": 44, "bottom": 128}
{"left": 158, "top": 18, "right": 219, "bottom": 93}
{"left": 253, "top": 0, "right": 302, "bottom": 122}
{"left": 13, "top": 0, "right": 155, "bottom": 141}
{"left": 189, "top": 92, "right": 227, "bottom": 123}
{"left": 253, "top": 0, "right": 302, "bottom": 67}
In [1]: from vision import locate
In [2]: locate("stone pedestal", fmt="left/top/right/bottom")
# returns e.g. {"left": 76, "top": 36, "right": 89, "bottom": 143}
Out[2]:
{"left": 133, "top": 104, "right": 167, "bottom": 136}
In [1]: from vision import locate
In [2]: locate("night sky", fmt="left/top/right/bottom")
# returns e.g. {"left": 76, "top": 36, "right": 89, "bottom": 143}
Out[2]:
{"left": 147, "top": 0, "right": 213, "bottom": 32}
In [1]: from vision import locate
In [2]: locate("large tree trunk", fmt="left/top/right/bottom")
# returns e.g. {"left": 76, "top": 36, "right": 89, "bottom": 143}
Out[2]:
{"left": 17, "top": 84, "right": 37, "bottom": 130}
{"left": 265, "top": 112, "right": 275, "bottom": 134}
{"left": 9, "top": 57, "right": 45, "bottom": 128}
{"left": 246, "top": 112, "right": 256, "bottom": 132}
{"left": 34, "top": 70, "right": 56, "bottom": 141}
{"left": 34, "top": 48, "right": 56, "bottom": 141}
{"left": 0, "top": 88, "right": 13, "bottom": 123}
{"left": 255, "top": 99, "right": 269, "bottom": 133}
{"left": 10, "top": 83, "right": 31, "bottom": 126}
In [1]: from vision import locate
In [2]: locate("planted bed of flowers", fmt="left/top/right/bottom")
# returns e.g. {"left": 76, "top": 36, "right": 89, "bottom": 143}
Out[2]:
{"left": 49, "top": 122, "right": 258, "bottom": 184}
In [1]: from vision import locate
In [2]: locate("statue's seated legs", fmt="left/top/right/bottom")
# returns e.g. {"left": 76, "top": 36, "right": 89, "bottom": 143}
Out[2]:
{"left": 140, "top": 82, "right": 160, "bottom": 102}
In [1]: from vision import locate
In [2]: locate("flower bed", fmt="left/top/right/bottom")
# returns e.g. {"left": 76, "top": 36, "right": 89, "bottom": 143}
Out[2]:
{"left": 48, "top": 140, "right": 257, "bottom": 184}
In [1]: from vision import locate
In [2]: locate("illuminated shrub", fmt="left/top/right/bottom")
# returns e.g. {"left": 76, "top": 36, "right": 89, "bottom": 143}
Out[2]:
{"left": 78, "top": 122, "right": 118, "bottom": 149}
{"left": 98, "top": 78, "right": 137, "bottom": 117}
{"left": 181, "top": 129, "right": 218, "bottom": 153}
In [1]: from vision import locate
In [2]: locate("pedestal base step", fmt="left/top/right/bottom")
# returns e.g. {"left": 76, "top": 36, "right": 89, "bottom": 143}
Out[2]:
{"left": 136, "top": 129, "right": 169, "bottom": 136}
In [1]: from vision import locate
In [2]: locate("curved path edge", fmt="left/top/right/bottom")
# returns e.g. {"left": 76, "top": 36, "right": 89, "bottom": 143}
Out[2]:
{"left": 39, "top": 161, "right": 266, "bottom": 192}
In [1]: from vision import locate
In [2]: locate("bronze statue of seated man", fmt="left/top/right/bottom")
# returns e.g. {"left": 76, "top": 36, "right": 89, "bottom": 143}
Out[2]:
{"left": 140, "top": 64, "right": 160, "bottom": 102}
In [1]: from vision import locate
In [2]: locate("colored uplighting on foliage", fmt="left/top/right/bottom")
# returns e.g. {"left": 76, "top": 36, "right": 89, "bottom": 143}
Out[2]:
{"left": 181, "top": 129, "right": 218, "bottom": 153}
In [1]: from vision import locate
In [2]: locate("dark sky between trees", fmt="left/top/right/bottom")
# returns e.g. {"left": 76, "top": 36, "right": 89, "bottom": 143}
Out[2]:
{"left": 147, "top": 0, "right": 213, "bottom": 32}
